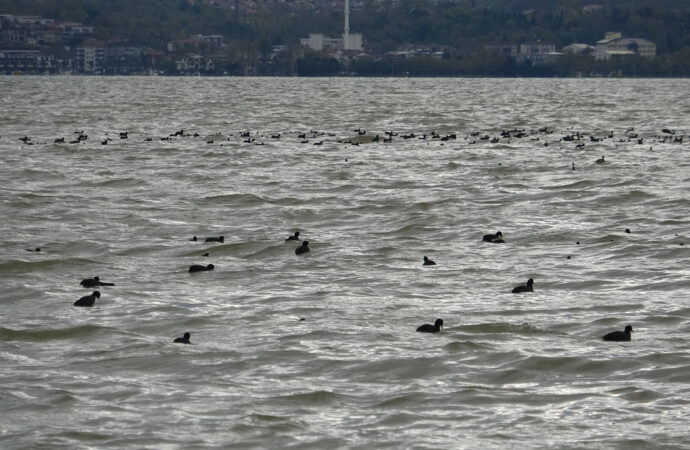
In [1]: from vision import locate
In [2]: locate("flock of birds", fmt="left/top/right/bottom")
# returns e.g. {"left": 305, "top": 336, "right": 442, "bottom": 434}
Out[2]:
{"left": 12, "top": 124, "right": 674, "bottom": 344}
{"left": 418, "top": 230, "right": 632, "bottom": 341}
{"left": 67, "top": 227, "right": 632, "bottom": 343}
{"left": 6, "top": 125, "right": 686, "bottom": 156}
{"left": 67, "top": 229, "right": 316, "bottom": 345}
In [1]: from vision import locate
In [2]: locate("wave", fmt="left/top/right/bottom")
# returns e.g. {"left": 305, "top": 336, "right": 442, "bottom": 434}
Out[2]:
{"left": 275, "top": 390, "right": 344, "bottom": 404}
{"left": 0, "top": 324, "right": 113, "bottom": 341}
{"left": 0, "top": 258, "right": 99, "bottom": 273}
{"left": 198, "top": 193, "right": 319, "bottom": 207}
{"left": 458, "top": 322, "right": 557, "bottom": 335}
{"left": 73, "top": 177, "right": 149, "bottom": 188}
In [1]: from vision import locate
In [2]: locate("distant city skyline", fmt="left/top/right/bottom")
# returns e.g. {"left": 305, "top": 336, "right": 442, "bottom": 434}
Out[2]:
{"left": 0, "top": 0, "right": 688, "bottom": 76}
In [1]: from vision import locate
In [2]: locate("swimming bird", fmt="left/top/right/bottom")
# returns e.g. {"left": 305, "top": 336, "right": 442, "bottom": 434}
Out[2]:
{"left": 482, "top": 231, "right": 504, "bottom": 243}
{"left": 512, "top": 278, "right": 534, "bottom": 293}
{"left": 286, "top": 231, "right": 300, "bottom": 241}
{"left": 417, "top": 318, "right": 444, "bottom": 333}
{"left": 74, "top": 291, "right": 100, "bottom": 307}
{"left": 189, "top": 236, "right": 198, "bottom": 241}
{"left": 189, "top": 264, "right": 214, "bottom": 273}
{"left": 423, "top": 256, "right": 436, "bottom": 266}
{"left": 174, "top": 332, "right": 191, "bottom": 344}
{"left": 602, "top": 325, "right": 633, "bottom": 341}
{"left": 295, "top": 241, "right": 310, "bottom": 255}
{"left": 204, "top": 236, "right": 224, "bottom": 243}
{"left": 26, "top": 247, "right": 41, "bottom": 252}
{"left": 595, "top": 155, "right": 605, "bottom": 164}
{"left": 80, "top": 276, "right": 115, "bottom": 288}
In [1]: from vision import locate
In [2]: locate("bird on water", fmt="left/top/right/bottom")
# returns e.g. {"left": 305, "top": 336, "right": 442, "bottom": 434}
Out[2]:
{"left": 74, "top": 291, "right": 101, "bottom": 307}
{"left": 482, "top": 231, "right": 504, "bottom": 243}
{"left": 417, "top": 318, "right": 444, "bottom": 333}
{"left": 80, "top": 276, "right": 115, "bottom": 288}
{"left": 174, "top": 332, "right": 191, "bottom": 344}
{"left": 512, "top": 278, "right": 534, "bottom": 293}
{"left": 602, "top": 325, "right": 633, "bottom": 341}
{"left": 295, "top": 241, "right": 310, "bottom": 255}
{"left": 423, "top": 256, "right": 436, "bottom": 266}
{"left": 286, "top": 231, "right": 300, "bottom": 241}
{"left": 189, "top": 264, "right": 214, "bottom": 273}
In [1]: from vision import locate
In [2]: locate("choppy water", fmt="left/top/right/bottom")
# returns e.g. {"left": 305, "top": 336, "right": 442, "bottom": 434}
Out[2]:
{"left": 1, "top": 76, "right": 689, "bottom": 449}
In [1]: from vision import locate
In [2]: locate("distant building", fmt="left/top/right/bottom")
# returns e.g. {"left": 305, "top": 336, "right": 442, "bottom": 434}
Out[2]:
{"left": 60, "top": 23, "right": 95, "bottom": 45}
{"left": 76, "top": 46, "right": 105, "bottom": 73}
{"left": 175, "top": 54, "right": 214, "bottom": 74}
{"left": 103, "top": 46, "right": 145, "bottom": 74}
{"left": 343, "top": 33, "right": 362, "bottom": 51}
{"left": 530, "top": 52, "right": 563, "bottom": 66}
{"left": 486, "top": 43, "right": 518, "bottom": 57}
{"left": 167, "top": 38, "right": 209, "bottom": 53}
{"left": 514, "top": 42, "right": 557, "bottom": 64}
{"left": 191, "top": 34, "right": 224, "bottom": 48}
{"left": 12, "top": 15, "right": 55, "bottom": 26}
{"left": 562, "top": 43, "right": 594, "bottom": 54}
{"left": 75, "top": 44, "right": 147, "bottom": 74}
{"left": 300, "top": 0, "right": 363, "bottom": 52}
{"left": 0, "top": 49, "right": 55, "bottom": 73}
{"left": 486, "top": 41, "right": 556, "bottom": 64}
{"left": 300, "top": 32, "right": 362, "bottom": 52}
{"left": 519, "top": 42, "right": 556, "bottom": 56}
{"left": 386, "top": 48, "right": 445, "bottom": 59}
{"left": 594, "top": 32, "right": 656, "bottom": 60}
{"left": 0, "top": 15, "right": 93, "bottom": 46}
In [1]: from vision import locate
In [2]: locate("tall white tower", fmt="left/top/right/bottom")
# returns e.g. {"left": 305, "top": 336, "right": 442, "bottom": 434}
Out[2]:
{"left": 344, "top": 0, "right": 350, "bottom": 50}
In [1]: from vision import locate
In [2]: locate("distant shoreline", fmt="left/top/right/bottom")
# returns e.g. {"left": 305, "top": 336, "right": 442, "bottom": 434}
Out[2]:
{"left": 2, "top": 73, "right": 689, "bottom": 79}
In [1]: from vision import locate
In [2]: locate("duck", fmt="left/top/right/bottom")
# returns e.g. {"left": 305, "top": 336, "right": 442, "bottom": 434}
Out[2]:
{"left": 595, "top": 155, "right": 605, "bottom": 164}
{"left": 602, "top": 325, "right": 633, "bottom": 341}
{"left": 512, "top": 278, "right": 534, "bottom": 293}
{"left": 423, "top": 256, "right": 436, "bottom": 266}
{"left": 204, "top": 236, "right": 224, "bottom": 243}
{"left": 174, "top": 332, "right": 191, "bottom": 344}
{"left": 295, "top": 241, "right": 310, "bottom": 255}
{"left": 74, "top": 291, "right": 101, "bottom": 307}
{"left": 285, "top": 231, "right": 300, "bottom": 241}
{"left": 79, "top": 276, "right": 115, "bottom": 288}
{"left": 416, "top": 318, "right": 444, "bottom": 333}
{"left": 189, "top": 264, "right": 214, "bottom": 273}
{"left": 482, "top": 231, "right": 504, "bottom": 243}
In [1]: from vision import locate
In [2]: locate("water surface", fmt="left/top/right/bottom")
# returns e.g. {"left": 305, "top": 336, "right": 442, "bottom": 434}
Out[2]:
{"left": 1, "top": 76, "right": 689, "bottom": 449}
